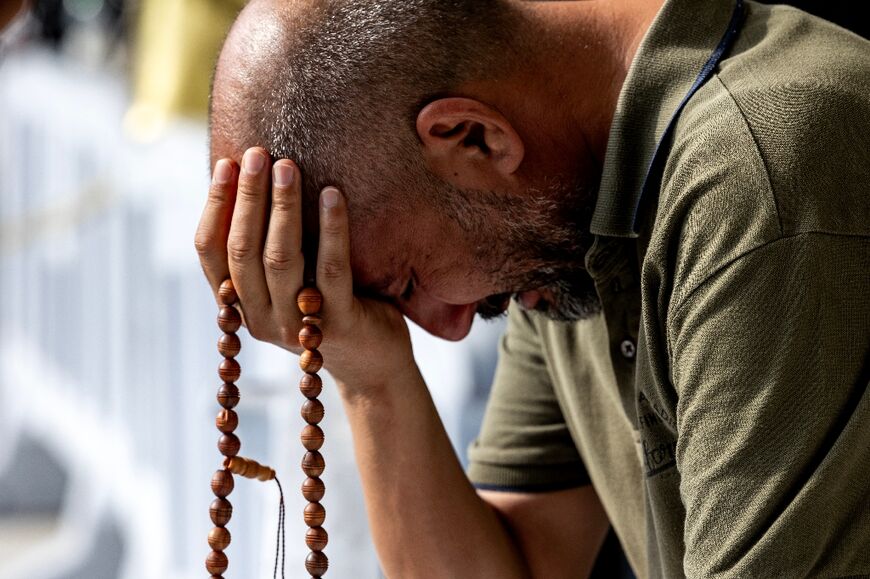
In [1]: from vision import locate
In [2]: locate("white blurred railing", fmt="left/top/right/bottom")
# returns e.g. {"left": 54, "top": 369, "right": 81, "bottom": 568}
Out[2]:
{"left": 0, "top": 48, "right": 504, "bottom": 579}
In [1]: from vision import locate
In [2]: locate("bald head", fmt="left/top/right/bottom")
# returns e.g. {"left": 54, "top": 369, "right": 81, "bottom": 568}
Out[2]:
{"left": 211, "top": 0, "right": 518, "bottom": 217}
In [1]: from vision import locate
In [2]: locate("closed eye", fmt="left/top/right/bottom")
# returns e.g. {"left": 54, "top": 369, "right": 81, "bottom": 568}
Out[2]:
{"left": 400, "top": 277, "right": 415, "bottom": 302}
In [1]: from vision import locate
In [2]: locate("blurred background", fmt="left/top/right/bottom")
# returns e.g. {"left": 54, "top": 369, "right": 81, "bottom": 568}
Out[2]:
{"left": 0, "top": 1, "right": 864, "bottom": 578}
{"left": 0, "top": 1, "right": 505, "bottom": 577}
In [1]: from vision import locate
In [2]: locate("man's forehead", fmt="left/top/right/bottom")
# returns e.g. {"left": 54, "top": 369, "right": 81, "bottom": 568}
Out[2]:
{"left": 209, "top": 0, "right": 316, "bottom": 167}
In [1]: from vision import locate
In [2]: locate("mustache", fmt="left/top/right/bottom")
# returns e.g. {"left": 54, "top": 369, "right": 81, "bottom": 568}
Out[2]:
{"left": 476, "top": 292, "right": 512, "bottom": 320}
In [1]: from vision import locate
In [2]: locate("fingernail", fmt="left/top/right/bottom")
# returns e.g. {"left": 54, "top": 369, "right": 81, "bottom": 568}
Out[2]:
{"left": 213, "top": 159, "right": 232, "bottom": 185}
{"left": 273, "top": 163, "right": 293, "bottom": 187}
{"left": 321, "top": 187, "right": 339, "bottom": 209}
{"left": 243, "top": 149, "right": 266, "bottom": 174}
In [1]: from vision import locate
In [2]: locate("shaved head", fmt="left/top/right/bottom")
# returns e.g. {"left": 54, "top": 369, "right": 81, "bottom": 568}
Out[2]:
{"left": 211, "top": 0, "right": 518, "bottom": 219}
{"left": 211, "top": 0, "right": 603, "bottom": 323}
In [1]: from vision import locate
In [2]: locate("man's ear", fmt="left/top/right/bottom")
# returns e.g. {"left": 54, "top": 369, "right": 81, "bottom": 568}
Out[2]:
{"left": 416, "top": 98, "right": 524, "bottom": 190}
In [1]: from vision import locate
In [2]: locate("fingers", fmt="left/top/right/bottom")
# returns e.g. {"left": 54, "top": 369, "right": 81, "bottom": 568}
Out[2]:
{"left": 317, "top": 187, "right": 354, "bottom": 316}
{"left": 195, "top": 159, "right": 239, "bottom": 300}
{"left": 227, "top": 147, "right": 272, "bottom": 319}
{"left": 264, "top": 160, "right": 305, "bottom": 317}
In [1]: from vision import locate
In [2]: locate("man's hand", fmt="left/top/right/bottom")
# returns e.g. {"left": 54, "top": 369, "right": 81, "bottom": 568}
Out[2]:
{"left": 194, "top": 147, "right": 415, "bottom": 390}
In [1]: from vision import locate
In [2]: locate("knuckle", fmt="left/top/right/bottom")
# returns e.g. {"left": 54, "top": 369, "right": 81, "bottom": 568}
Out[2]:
{"left": 236, "top": 180, "right": 264, "bottom": 202}
{"left": 319, "top": 258, "right": 346, "bottom": 280}
{"left": 227, "top": 239, "right": 256, "bottom": 262}
{"left": 194, "top": 230, "right": 215, "bottom": 257}
{"left": 207, "top": 184, "right": 228, "bottom": 205}
{"left": 263, "top": 247, "right": 301, "bottom": 272}
{"left": 271, "top": 190, "right": 299, "bottom": 213}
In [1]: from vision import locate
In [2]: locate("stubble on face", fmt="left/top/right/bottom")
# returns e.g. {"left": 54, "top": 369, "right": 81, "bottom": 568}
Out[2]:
{"left": 437, "top": 175, "right": 603, "bottom": 323}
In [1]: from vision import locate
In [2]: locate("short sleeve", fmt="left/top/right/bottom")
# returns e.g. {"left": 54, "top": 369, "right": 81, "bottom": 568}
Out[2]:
{"left": 669, "top": 232, "right": 870, "bottom": 577}
{"left": 467, "top": 305, "right": 591, "bottom": 492}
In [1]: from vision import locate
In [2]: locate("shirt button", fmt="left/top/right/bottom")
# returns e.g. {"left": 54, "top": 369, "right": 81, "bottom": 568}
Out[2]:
{"left": 620, "top": 339, "right": 636, "bottom": 359}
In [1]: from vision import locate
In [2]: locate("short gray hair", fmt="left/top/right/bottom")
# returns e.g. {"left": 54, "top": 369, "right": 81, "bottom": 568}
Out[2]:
{"left": 223, "top": 0, "right": 518, "bottom": 216}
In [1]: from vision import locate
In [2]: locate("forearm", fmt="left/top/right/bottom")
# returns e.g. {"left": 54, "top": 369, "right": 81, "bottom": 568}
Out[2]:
{"left": 339, "top": 368, "right": 530, "bottom": 579}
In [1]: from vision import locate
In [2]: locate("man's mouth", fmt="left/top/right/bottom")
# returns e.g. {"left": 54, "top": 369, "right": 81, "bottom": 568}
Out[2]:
{"left": 517, "top": 290, "right": 543, "bottom": 310}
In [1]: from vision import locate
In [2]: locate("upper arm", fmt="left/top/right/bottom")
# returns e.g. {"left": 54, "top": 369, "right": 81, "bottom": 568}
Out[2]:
{"left": 669, "top": 233, "right": 870, "bottom": 576}
{"left": 479, "top": 486, "right": 610, "bottom": 579}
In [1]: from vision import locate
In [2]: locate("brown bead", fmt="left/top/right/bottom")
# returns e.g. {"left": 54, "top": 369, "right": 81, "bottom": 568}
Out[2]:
{"left": 217, "top": 306, "right": 242, "bottom": 333}
{"left": 302, "top": 477, "right": 325, "bottom": 502}
{"left": 299, "top": 374, "right": 323, "bottom": 399}
{"left": 217, "top": 333, "right": 241, "bottom": 358}
{"left": 302, "top": 451, "right": 325, "bottom": 477}
{"left": 206, "top": 550, "right": 229, "bottom": 575}
{"left": 300, "top": 350, "right": 323, "bottom": 373}
{"left": 218, "top": 433, "right": 241, "bottom": 457}
{"left": 306, "top": 526, "right": 329, "bottom": 551}
{"left": 302, "top": 314, "right": 322, "bottom": 326}
{"left": 217, "top": 383, "right": 240, "bottom": 409}
{"left": 218, "top": 279, "right": 238, "bottom": 305}
{"left": 211, "top": 469, "right": 234, "bottom": 498}
{"left": 298, "top": 325, "right": 323, "bottom": 350}
{"left": 301, "top": 399, "right": 325, "bottom": 425}
{"left": 208, "top": 526, "right": 232, "bottom": 551}
{"left": 304, "top": 502, "right": 326, "bottom": 527}
{"left": 297, "top": 287, "right": 323, "bottom": 315}
{"left": 305, "top": 550, "right": 329, "bottom": 575}
{"left": 210, "top": 498, "right": 233, "bottom": 526}
{"left": 218, "top": 358, "right": 241, "bottom": 382}
{"left": 301, "top": 424, "right": 324, "bottom": 451}
{"left": 216, "top": 409, "right": 239, "bottom": 433}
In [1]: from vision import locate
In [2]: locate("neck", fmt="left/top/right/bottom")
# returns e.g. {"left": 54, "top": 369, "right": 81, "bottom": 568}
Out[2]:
{"left": 466, "top": 0, "right": 664, "bottom": 179}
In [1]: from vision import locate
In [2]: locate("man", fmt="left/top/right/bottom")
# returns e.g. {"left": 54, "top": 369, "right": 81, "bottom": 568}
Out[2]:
{"left": 196, "top": 0, "right": 870, "bottom": 576}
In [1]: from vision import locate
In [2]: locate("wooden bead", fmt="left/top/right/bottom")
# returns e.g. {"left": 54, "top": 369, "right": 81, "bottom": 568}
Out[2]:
{"left": 210, "top": 498, "right": 233, "bottom": 526}
{"left": 298, "top": 325, "right": 323, "bottom": 350}
{"left": 218, "top": 433, "right": 241, "bottom": 457}
{"left": 299, "top": 374, "right": 323, "bottom": 398}
{"left": 208, "top": 526, "right": 231, "bottom": 551}
{"left": 297, "top": 287, "right": 323, "bottom": 315}
{"left": 206, "top": 550, "right": 229, "bottom": 575}
{"left": 305, "top": 550, "right": 329, "bottom": 575}
{"left": 302, "top": 314, "right": 322, "bottom": 326}
{"left": 301, "top": 424, "right": 325, "bottom": 451}
{"left": 302, "top": 477, "right": 325, "bottom": 502}
{"left": 300, "top": 350, "right": 323, "bottom": 373}
{"left": 218, "top": 279, "right": 238, "bottom": 305}
{"left": 301, "top": 399, "right": 325, "bottom": 425}
{"left": 217, "top": 383, "right": 240, "bottom": 409}
{"left": 211, "top": 469, "right": 234, "bottom": 498}
{"left": 217, "top": 333, "right": 241, "bottom": 358}
{"left": 217, "top": 306, "right": 242, "bottom": 333}
{"left": 216, "top": 409, "right": 238, "bottom": 433}
{"left": 218, "top": 358, "right": 241, "bottom": 383}
{"left": 306, "top": 526, "right": 329, "bottom": 551}
{"left": 304, "top": 502, "right": 326, "bottom": 527}
{"left": 302, "top": 451, "right": 325, "bottom": 477}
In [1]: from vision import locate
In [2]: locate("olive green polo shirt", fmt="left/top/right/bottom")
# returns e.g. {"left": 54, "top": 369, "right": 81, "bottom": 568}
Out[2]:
{"left": 467, "top": 1, "right": 870, "bottom": 577}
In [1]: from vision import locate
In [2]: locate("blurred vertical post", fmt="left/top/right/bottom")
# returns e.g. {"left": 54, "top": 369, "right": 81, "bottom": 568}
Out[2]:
{"left": 127, "top": 0, "right": 245, "bottom": 140}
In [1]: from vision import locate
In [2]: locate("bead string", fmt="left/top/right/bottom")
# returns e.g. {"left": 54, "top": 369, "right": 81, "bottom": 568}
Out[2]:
{"left": 208, "top": 279, "right": 288, "bottom": 578}
{"left": 297, "top": 287, "right": 329, "bottom": 578}
{"left": 207, "top": 280, "right": 328, "bottom": 578}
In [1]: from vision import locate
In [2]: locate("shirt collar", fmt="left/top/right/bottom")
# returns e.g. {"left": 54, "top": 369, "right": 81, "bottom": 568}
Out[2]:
{"left": 590, "top": 0, "right": 741, "bottom": 238}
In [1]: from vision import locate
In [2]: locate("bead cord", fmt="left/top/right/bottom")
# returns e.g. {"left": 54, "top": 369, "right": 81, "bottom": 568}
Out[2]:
{"left": 297, "top": 287, "right": 329, "bottom": 578}
{"left": 209, "top": 279, "right": 287, "bottom": 579}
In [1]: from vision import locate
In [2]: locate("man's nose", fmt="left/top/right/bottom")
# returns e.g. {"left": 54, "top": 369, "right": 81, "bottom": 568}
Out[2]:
{"left": 399, "top": 294, "right": 476, "bottom": 342}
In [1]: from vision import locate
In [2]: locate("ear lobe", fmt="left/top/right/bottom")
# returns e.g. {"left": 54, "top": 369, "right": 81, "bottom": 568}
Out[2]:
{"left": 417, "top": 97, "right": 524, "bottom": 189}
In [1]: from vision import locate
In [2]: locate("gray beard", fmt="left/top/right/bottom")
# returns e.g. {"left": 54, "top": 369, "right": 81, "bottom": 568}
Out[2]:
{"left": 440, "top": 175, "right": 603, "bottom": 322}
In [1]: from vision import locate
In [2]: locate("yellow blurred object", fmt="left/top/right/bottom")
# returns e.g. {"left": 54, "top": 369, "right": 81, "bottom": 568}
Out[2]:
{"left": 128, "top": 0, "right": 246, "bottom": 140}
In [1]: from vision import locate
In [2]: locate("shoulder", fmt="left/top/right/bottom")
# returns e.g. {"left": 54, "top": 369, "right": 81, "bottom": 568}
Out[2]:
{"left": 717, "top": 0, "right": 870, "bottom": 236}
{"left": 649, "top": 6, "right": 870, "bottom": 307}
